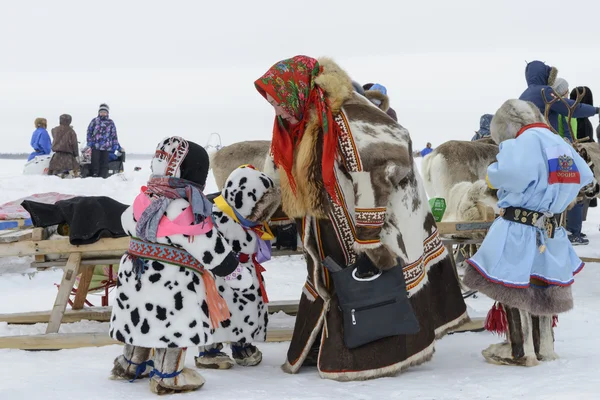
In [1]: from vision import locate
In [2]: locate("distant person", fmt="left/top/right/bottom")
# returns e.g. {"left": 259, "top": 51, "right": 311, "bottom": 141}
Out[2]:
{"left": 28, "top": 118, "right": 51, "bottom": 161}
{"left": 108, "top": 142, "right": 125, "bottom": 162}
{"left": 362, "top": 83, "right": 398, "bottom": 121}
{"left": 570, "top": 86, "right": 595, "bottom": 143}
{"left": 48, "top": 114, "right": 80, "bottom": 178}
{"left": 414, "top": 142, "right": 433, "bottom": 157}
{"left": 471, "top": 114, "right": 494, "bottom": 141}
{"left": 519, "top": 60, "right": 600, "bottom": 142}
{"left": 87, "top": 103, "right": 119, "bottom": 178}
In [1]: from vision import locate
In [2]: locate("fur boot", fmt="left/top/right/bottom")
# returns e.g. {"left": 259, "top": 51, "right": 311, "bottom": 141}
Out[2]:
{"left": 482, "top": 305, "right": 540, "bottom": 367}
{"left": 111, "top": 345, "right": 154, "bottom": 381}
{"left": 194, "top": 343, "right": 234, "bottom": 370}
{"left": 231, "top": 342, "right": 262, "bottom": 367}
{"left": 532, "top": 315, "right": 559, "bottom": 361}
{"left": 150, "top": 348, "right": 205, "bottom": 395}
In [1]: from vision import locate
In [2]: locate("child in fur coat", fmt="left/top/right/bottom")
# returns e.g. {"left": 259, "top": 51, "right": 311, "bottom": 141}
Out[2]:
{"left": 194, "top": 165, "right": 280, "bottom": 369}
{"left": 464, "top": 99, "right": 595, "bottom": 366}
{"left": 109, "top": 137, "right": 241, "bottom": 395}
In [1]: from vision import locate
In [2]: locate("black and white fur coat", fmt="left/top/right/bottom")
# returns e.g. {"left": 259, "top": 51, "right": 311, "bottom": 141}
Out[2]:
{"left": 210, "top": 166, "right": 281, "bottom": 344}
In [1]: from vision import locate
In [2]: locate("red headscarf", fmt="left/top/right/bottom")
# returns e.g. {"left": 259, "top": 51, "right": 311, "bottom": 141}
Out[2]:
{"left": 254, "top": 55, "right": 340, "bottom": 204}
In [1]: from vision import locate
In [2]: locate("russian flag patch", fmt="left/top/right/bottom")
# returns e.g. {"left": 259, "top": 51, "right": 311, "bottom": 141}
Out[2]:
{"left": 545, "top": 145, "right": 580, "bottom": 184}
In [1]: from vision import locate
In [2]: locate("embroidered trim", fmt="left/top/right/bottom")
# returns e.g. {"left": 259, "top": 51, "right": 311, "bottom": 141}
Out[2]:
{"left": 335, "top": 112, "right": 363, "bottom": 173}
{"left": 327, "top": 183, "right": 357, "bottom": 265}
{"left": 403, "top": 230, "right": 445, "bottom": 290}
{"left": 128, "top": 238, "right": 205, "bottom": 274}
{"left": 355, "top": 207, "right": 387, "bottom": 227}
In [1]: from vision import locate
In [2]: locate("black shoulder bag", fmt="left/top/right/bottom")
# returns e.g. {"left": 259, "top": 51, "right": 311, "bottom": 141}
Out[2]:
{"left": 323, "top": 253, "right": 420, "bottom": 349}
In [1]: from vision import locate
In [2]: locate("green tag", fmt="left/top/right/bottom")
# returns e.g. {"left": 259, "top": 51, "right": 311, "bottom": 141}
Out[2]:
{"left": 428, "top": 198, "right": 446, "bottom": 222}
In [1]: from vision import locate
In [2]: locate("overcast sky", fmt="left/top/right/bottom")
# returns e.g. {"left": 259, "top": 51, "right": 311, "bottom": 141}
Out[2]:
{"left": 1, "top": 0, "right": 599, "bottom": 154}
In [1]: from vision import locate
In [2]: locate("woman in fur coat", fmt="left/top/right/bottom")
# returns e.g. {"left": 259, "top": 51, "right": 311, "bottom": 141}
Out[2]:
{"left": 465, "top": 99, "right": 594, "bottom": 366}
{"left": 255, "top": 56, "right": 467, "bottom": 381}
{"left": 109, "top": 136, "right": 240, "bottom": 395}
{"left": 48, "top": 114, "right": 80, "bottom": 177}
{"left": 194, "top": 165, "right": 280, "bottom": 369}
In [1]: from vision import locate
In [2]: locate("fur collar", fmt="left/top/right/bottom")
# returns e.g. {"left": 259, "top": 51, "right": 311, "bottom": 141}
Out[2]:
{"left": 278, "top": 58, "right": 354, "bottom": 218}
{"left": 364, "top": 90, "right": 390, "bottom": 112}
{"left": 548, "top": 66, "right": 558, "bottom": 87}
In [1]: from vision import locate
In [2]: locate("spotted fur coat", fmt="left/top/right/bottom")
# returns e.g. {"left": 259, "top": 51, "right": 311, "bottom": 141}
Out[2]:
{"left": 209, "top": 166, "right": 281, "bottom": 344}
{"left": 109, "top": 198, "right": 237, "bottom": 349}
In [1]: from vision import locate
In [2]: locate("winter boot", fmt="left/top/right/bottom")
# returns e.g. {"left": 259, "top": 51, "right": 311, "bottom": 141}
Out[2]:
{"left": 482, "top": 305, "right": 539, "bottom": 367}
{"left": 111, "top": 345, "right": 154, "bottom": 381}
{"left": 531, "top": 314, "right": 559, "bottom": 362}
{"left": 231, "top": 342, "right": 262, "bottom": 367}
{"left": 194, "top": 343, "right": 234, "bottom": 370}
{"left": 149, "top": 348, "right": 205, "bottom": 395}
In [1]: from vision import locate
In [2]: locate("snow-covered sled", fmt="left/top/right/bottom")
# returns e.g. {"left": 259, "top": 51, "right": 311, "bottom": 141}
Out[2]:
{"left": 22, "top": 155, "right": 52, "bottom": 175}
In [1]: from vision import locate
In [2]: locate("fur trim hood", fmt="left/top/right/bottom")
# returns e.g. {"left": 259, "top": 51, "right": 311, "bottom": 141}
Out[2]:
{"left": 525, "top": 61, "right": 558, "bottom": 87}
{"left": 34, "top": 117, "right": 47, "bottom": 129}
{"left": 364, "top": 90, "right": 390, "bottom": 112}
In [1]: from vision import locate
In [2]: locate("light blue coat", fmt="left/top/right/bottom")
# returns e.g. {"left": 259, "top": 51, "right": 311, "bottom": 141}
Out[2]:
{"left": 468, "top": 126, "right": 593, "bottom": 288}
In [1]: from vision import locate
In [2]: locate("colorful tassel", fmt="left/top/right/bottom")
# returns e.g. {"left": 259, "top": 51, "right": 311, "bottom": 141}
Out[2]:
{"left": 552, "top": 315, "right": 558, "bottom": 328}
{"left": 485, "top": 302, "right": 508, "bottom": 335}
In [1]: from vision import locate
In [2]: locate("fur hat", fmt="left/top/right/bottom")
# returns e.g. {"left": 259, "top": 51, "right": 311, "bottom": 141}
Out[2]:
{"left": 98, "top": 103, "right": 110, "bottom": 114}
{"left": 552, "top": 78, "right": 569, "bottom": 97}
{"left": 34, "top": 118, "right": 47, "bottom": 129}
{"left": 490, "top": 99, "right": 545, "bottom": 144}
{"left": 59, "top": 114, "right": 72, "bottom": 126}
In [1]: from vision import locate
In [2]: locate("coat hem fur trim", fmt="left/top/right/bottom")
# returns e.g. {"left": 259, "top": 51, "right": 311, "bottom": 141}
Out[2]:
{"left": 463, "top": 263, "right": 574, "bottom": 315}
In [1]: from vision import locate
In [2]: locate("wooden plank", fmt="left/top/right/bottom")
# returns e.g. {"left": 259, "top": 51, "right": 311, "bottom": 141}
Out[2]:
{"left": 437, "top": 221, "right": 493, "bottom": 235}
{"left": 31, "top": 228, "right": 46, "bottom": 263}
{"left": 32, "top": 258, "right": 123, "bottom": 269}
{"left": 0, "top": 218, "right": 32, "bottom": 231}
{"left": 0, "top": 236, "right": 130, "bottom": 258}
{"left": 0, "top": 319, "right": 483, "bottom": 350}
{"left": 0, "top": 228, "right": 34, "bottom": 243}
{"left": 0, "top": 308, "right": 112, "bottom": 325}
{"left": 0, "top": 328, "right": 294, "bottom": 350}
{"left": 72, "top": 265, "right": 95, "bottom": 310}
{"left": 46, "top": 253, "right": 82, "bottom": 334}
{"left": 0, "top": 333, "right": 120, "bottom": 350}
{"left": 0, "top": 300, "right": 301, "bottom": 325}
{"left": 580, "top": 257, "right": 600, "bottom": 264}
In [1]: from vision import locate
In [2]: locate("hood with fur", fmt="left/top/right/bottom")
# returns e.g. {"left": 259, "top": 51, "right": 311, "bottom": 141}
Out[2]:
{"left": 525, "top": 61, "right": 558, "bottom": 87}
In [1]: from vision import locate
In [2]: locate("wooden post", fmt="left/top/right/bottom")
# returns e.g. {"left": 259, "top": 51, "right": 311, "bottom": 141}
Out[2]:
{"left": 31, "top": 228, "right": 46, "bottom": 263}
{"left": 72, "top": 265, "right": 95, "bottom": 310}
{"left": 46, "top": 252, "right": 82, "bottom": 334}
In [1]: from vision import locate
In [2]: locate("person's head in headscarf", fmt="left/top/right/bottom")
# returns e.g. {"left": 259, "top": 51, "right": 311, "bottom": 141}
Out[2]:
{"left": 254, "top": 55, "right": 341, "bottom": 203}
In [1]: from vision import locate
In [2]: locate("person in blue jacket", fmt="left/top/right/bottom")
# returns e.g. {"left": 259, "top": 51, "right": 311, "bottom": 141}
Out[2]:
{"left": 465, "top": 99, "right": 593, "bottom": 367}
{"left": 472, "top": 114, "right": 494, "bottom": 141}
{"left": 519, "top": 60, "right": 600, "bottom": 142}
{"left": 414, "top": 142, "right": 433, "bottom": 157}
{"left": 28, "top": 118, "right": 52, "bottom": 161}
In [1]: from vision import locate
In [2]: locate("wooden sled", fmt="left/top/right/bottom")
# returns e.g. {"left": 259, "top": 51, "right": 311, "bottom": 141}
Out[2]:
{"left": 0, "top": 219, "right": 489, "bottom": 351}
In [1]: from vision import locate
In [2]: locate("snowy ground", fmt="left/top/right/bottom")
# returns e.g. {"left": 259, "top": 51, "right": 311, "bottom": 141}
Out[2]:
{"left": 1, "top": 159, "right": 599, "bottom": 399}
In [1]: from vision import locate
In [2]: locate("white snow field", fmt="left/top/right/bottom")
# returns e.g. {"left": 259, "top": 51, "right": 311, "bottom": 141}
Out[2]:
{"left": 1, "top": 159, "right": 599, "bottom": 400}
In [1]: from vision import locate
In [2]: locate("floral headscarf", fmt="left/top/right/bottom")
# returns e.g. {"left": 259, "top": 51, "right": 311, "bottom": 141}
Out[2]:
{"left": 255, "top": 55, "right": 341, "bottom": 204}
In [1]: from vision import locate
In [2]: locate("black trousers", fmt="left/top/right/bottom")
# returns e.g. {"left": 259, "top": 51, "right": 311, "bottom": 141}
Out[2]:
{"left": 91, "top": 149, "right": 109, "bottom": 178}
